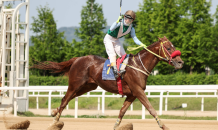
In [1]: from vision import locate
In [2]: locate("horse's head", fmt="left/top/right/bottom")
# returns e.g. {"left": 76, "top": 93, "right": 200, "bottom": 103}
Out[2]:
{"left": 157, "top": 36, "right": 184, "bottom": 69}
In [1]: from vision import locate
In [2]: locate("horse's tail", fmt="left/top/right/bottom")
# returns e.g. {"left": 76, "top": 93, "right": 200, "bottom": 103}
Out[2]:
{"left": 30, "top": 58, "right": 78, "bottom": 75}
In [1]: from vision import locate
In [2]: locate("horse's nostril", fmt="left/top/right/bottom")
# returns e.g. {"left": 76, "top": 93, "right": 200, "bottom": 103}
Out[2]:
{"left": 178, "top": 61, "right": 184, "bottom": 64}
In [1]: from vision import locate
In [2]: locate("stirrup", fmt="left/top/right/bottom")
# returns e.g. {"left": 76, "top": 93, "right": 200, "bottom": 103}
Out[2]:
{"left": 112, "top": 66, "right": 120, "bottom": 78}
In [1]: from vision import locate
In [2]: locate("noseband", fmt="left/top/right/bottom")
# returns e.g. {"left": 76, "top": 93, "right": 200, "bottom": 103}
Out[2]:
{"left": 159, "top": 41, "right": 181, "bottom": 64}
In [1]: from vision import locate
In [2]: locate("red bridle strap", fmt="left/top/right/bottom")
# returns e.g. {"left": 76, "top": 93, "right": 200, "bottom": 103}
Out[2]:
{"left": 163, "top": 46, "right": 181, "bottom": 64}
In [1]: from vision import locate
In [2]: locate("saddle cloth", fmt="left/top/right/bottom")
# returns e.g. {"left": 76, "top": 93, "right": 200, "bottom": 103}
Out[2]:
{"left": 102, "top": 54, "right": 129, "bottom": 80}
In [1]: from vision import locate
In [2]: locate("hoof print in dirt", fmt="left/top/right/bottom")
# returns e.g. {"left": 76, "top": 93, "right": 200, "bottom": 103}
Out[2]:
{"left": 7, "top": 120, "right": 30, "bottom": 130}
{"left": 116, "top": 123, "right": 133, "bottom": 130}
{"left": 47, "top": 121, "right": 64, "bottom": 130}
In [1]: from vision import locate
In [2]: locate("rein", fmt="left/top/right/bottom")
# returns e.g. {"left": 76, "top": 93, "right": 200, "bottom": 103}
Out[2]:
{"left": 125, "top": 41, "right": 181, "bottom": 76}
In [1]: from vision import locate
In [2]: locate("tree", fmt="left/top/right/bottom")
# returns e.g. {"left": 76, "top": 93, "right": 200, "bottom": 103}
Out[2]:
{"left": 72, "top": 0, "right": 107, "bottom": 58}
{"left": 176, "top": 0, "right": 213, "bottom": 74}
{"left": 125, "top": 0, "right": 159, "bottom": 55}
{"left": 30, "top": 4, "right": 70, "bottom": 76}
{"left": 125, "top": 0, "right": 181, "bottom": 74}
{"left": 125, "top": 0, "right": 214, "bottom": 74}
{"left": 152, "top": 0, "right": 182, "bottom": 74}
{"left": 207, "top": 5, "right": 218, "bottom": 73}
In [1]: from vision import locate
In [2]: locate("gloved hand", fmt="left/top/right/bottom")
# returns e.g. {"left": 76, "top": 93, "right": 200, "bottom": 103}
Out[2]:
{"left": 140, "top": 43, "right": 147, "bottom": 48}
{"left": 116, "top": 16, "right": 122, "bottom": 23}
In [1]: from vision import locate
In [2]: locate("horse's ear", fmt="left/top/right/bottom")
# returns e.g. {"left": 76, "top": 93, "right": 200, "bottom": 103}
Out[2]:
{"left": 158, "top": 37, "right": 161, "bottom": 41}
{"left": 164, "top": 36, "right": 168, "bottom": 41}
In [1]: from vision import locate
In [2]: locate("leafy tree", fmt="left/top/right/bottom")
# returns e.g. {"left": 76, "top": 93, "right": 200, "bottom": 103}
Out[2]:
{"left": 208, "top": 5, "right": 218, "bottom": 73}
{"left": 125, "top": 0, "right": 159, "bottom": 55}
{"left": 176, "top": 0, "right": 213, "bottom": 74}
{"left": 71, "top": 0, "right": 107, "bottom": 58}
{"left": 125, "top": 0, "right": 214, "bottom": 74}
{"left": 152, "top": 0, "right": 182, "bottom": 74}
{"left": 125, "top": 0, "right": 181, "bottom": 74}
{"left": 30, "top": 4, "right": 70, "bottom": 76}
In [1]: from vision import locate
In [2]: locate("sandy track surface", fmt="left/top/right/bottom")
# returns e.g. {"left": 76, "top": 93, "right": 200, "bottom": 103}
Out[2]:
{"left": 28, "top": 109, "right": 217, "bottom": 117}
{"left": 0, "top": 116, "right": 218, "bottom": 130}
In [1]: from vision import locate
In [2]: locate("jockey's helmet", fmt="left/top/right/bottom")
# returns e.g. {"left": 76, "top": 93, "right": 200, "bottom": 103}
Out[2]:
{"left": 124, "top": 10, "right": 136, "bottom": 20}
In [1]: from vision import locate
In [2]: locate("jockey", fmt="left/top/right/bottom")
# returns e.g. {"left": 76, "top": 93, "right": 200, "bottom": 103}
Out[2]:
{"left": 104, "top": 10, "right": 146, "bottom": 78}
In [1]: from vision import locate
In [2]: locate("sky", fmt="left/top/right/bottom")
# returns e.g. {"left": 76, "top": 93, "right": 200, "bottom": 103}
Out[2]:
{"left": 28, "top": 0, "right": 218, "bottom": 28}
{"left": 6, "top": 0, "right": 218, "bottom": 35}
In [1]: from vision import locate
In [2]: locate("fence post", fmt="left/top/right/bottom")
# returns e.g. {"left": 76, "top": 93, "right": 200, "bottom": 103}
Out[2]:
{"left": 159, "top": 91, "right": 163, "bottom": 115}
{"left": 37, "top": 91, "right": 39, "bottom": 109}
{"left": 36, "top": 96, "right": 38, "bottom": 109}
{"left": 98, "top": 97, "right": 100, "bottom": 111}
{"left": 102, "top": 91, "right": 105, "bottom": 115}
{"left": 131, "top": 103, "right": 133, "bottom": 111}
{"left": 48, "top": 91, "right": 52, "bottom": 116}
{"left": 14, "top": 90, "right": 17, "bottom": 116}
{"left": 75, "top": 97, "right": 78, "bottom": 118}
{"left": 14, "top": 99, "right": 17, "bottom": 116}
{"left": 142, "top": 105, "right": 145, "bottom": 119}
{"left": 201, "top": 97, "right": 204, "bottom": 112}
{"left": 165, "top": 91, "right": 169, "bottom": 111}
{"left": 217, "top": 90, "right": 218, "bottom": 121}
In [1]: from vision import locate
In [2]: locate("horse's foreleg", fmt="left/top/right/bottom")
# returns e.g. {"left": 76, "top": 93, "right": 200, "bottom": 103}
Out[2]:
{"left": 136, "top": 89, "right": 169, "bottom": 130}
{"left": 114, "top": 96, "right": 136, "bottom": 130}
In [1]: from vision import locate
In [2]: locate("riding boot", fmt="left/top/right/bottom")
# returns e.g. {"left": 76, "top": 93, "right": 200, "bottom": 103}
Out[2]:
{"left": 119, "top": 69, "right": 126, "bottom": 75}
{"left": 111, "top": 65, "right": 120, "bottom": 79}
{"left": 119, "top": 55, "right": 129, "bottom": 76}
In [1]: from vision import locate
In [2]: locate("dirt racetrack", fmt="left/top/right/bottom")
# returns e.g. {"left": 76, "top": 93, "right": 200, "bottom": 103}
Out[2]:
{"left": 0, "top": 116, "right": 218, "bottom": 130}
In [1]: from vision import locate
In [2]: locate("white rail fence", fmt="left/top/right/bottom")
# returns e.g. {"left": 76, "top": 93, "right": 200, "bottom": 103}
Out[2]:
{"left": 0, "top": 85, "right": 218, "bottom": 120}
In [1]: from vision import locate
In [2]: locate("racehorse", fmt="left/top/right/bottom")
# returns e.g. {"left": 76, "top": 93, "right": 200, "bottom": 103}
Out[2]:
{"left": 32, "top": 36, "right": 183, "bottom": 130}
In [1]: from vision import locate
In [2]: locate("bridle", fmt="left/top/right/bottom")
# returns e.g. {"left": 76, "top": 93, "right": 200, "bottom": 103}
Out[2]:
{"left": 159, "top": 41, "right": 181, "bottom": 64}
{"left": 125, "top": 40, "right": 182, "bottom": 76}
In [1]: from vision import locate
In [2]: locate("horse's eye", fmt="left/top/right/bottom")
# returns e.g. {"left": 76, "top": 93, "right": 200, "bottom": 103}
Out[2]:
{"left": 167, "top": 48, "right": 171, "bottom": 51}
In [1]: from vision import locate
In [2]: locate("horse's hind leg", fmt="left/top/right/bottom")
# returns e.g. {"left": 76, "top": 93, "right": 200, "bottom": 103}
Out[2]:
{"left": 53, "top": 83, "right": 97, "bottom": 122}
{"left": 114, "top": 96, "right": 136, "bottom": 130}
{"left": 51, "top": 84, "right": 97, "bottom": 117}
{"left": 51, "top": 92, "right": 76, "bottom": 117}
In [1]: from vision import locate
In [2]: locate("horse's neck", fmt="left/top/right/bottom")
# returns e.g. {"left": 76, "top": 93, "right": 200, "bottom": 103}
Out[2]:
{"left": 138, "top": 44, "right": 160, "bottom": 73}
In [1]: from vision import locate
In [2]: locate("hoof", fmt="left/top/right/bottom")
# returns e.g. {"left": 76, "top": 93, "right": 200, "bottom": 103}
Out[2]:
{"left": 162, "top": 125, "right": 170, "bottom": 130}
{"left": 6, "top": 120, "right": 30, "bottom": 129}
{"left": 47, "top": 121, "right": 64, "bottom": 130}
{"left": 51, "top": 109, "right": 58, "bottom": 117}
{"left": 115, "top": 123, "right": 133, "bottom": 130}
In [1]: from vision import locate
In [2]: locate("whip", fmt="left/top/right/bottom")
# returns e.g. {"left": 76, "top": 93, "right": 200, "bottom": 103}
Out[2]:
{"left": 120, "top": 0, "right": 122, "bottom": 16}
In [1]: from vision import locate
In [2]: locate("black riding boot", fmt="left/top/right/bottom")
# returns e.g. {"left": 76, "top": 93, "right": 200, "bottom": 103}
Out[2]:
{"left": 111, "top": 65, "right": 120, "bottom": 79}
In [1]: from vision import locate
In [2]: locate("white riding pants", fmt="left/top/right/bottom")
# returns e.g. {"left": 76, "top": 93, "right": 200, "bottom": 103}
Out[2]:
{"left": 104, "top": 34, "right": 126, "bottom": 64}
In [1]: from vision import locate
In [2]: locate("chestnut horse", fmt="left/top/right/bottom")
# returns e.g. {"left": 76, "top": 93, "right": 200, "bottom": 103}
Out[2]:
{"left": 32, "top": 36, "right": 183, "bottom": 130}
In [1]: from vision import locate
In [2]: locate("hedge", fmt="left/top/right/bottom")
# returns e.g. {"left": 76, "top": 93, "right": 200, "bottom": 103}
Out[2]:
{"left": 147, "top": 73, "right": 218, "bottom": 85}
{"left": 29, "top": 73, "right": 218, "bottom": 86}
{"left": 29, "top": 75, "right": 69, "bottom": 85}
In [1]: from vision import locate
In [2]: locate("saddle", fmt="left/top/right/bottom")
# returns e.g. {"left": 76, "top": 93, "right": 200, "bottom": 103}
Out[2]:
{"left": 102, "top": 54, "right": 129, "bottom": 95}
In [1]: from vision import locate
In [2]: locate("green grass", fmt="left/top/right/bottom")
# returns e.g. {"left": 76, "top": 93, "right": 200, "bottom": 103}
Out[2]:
{"left": 28, "top": 92, "right": 218, "bottom": 111}
{"left": 16, "top": 111, "right": 217, "bottom": 120}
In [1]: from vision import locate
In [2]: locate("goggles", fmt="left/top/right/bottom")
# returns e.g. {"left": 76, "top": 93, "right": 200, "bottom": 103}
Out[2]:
{"left": 124, "top": 15, "right": 133, "bottom": 22}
